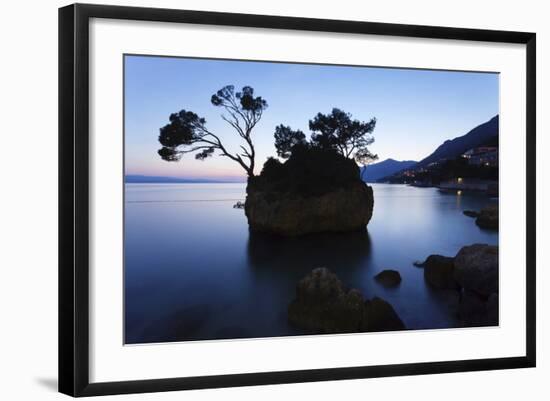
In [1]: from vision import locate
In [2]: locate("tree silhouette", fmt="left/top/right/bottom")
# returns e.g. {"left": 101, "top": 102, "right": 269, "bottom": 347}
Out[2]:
{"left": 355, "top": 147, "right": 379, "bottom": 180}
{"left": 273, "top": 124, "right": 308, "bottom": 159}
{"left": 309, "top": 108, "right": 377, "bottom": 161}
{"left": 157, "top": 85, "right": 267, "bottom": 177}
{"left": 273, "top": 108, "right": 378, "bottom": 173}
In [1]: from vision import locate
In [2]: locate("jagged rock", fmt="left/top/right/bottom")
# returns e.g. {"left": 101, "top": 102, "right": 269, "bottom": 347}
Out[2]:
{"left": 475, "top": 204, "right": 498, "bottom": 230}
{"left": 374, "top": 270, "right": 402, "bottom": 287}
{"left": 423, "top": 255, "right": 458, "bottom": 289}
{"left": 453, "top": 244, "right": 498, "bottom": 297}
{"left": 288, "top": 268, "right": 404, "bottom": 333}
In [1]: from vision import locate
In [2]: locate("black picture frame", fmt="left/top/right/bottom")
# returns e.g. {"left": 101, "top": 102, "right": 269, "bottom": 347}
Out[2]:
{"left": 59, "top": 3, "right": 536, "bottom": 397}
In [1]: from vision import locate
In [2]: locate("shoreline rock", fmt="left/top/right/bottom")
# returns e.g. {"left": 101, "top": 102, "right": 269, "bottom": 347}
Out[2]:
{"left": 418, "top": 244, "right": 498, "bottom": 327}
{"left": 475, "top": 204, "right": 498, "bottom": 230}
{"left": 288, "top": 268, "right": 405, "bottom": 333}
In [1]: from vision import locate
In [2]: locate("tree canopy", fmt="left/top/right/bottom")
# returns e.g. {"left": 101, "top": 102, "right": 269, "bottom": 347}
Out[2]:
{"left": 309, "top": 108, "right": 377, "bottom": 160}
{"left": 273, "top": 108, "right": 378, "bottom": 169}
{"left": 273, "top": 124, "right": 307, "bottom": 159}
{"left": 157, "top": 85, "right": 268, "bottom": 177}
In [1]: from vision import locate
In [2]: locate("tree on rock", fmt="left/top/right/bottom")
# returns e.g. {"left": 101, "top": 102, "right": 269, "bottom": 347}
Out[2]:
{"left": 309, "top": 108, "right": 378, "bottom": 163}
{"left": 273, "top": 108, "right": 378, "bottom": 173}
{"left": 157, "top": 85, "right": 268, "bottom": 177}
{"left": 355, "top": 147, "right": 379, "bottom": 180}
{"left": 274, "top": 124, "right": 307, "bottom": 159}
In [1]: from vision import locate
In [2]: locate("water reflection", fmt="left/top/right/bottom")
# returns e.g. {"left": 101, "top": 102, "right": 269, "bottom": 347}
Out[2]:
{"left": 247, "top": 229, "right": 372, "bottom": 273}
{"left": 124, "top": 183, "right": 498, "bottom": 343}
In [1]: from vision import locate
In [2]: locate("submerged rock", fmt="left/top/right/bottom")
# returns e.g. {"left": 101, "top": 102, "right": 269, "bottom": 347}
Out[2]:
{"left": 475, "top": 204, "right": 498, "bottom": 230}
{"left": 423, "top": 255, "right": 457, "bottom": 289}
{"left": 288, "top": 268, "right": 404, "bottom": 333}
{"left": 374, "top": 270, "right": 402, "bottom": 287}
{"left": 463, "top": 210, "right": 479, "bottom": 218}
{"left": 245, "top": 148, "right": 374, "bottom": 236}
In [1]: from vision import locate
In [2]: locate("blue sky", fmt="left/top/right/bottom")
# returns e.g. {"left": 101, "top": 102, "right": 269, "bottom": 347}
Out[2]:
{"left": 125, "top": 55, "right": 499, "bottom": 180}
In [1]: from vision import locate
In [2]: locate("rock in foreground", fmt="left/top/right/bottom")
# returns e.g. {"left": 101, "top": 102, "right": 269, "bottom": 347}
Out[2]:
{"left": 245, "top": 148, "right": 374, "bottom": 236}
{"left": 419, "top": 244, "right": 498, "bottom": 327}
{"left": 288, "top": 268, "right": 405, "bottom": 333}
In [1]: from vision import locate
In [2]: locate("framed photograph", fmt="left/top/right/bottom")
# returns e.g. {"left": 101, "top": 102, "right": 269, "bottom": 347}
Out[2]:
{"left": 59, "top": 3, "right": 536, "bottom": 397}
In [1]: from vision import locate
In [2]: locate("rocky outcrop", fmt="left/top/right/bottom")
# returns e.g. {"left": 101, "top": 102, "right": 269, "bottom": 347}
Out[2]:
{"left": 475, "top": 204, "right": 498, "bottom": 230}
{"left": 418, "top": 244, "right": 498, "bottom": 327}
{"left": 246, "top": 147, "right": 374, "bottom": 236}
{"left": 288, "top": 268, "right": 405, "bottom": 333}
{"left": 246, "top": 182, "right": 373, "bottom": 236}
{"left": 374, "top": 270, "right": 402, "bottom": 287}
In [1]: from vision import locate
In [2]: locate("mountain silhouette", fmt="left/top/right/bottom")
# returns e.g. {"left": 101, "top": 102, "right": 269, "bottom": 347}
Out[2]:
{"left": 361, "top": 159, "right": 417, "bottom": 183}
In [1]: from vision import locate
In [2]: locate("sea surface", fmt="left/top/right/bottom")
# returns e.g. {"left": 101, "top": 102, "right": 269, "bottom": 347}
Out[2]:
{"left": 124, "top": 183, "right": 498, "bottom": 344}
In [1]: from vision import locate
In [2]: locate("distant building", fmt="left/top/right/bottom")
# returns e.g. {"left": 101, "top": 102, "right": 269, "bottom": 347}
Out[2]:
{"left": 462, "top": 147, "right": 498, "bottom": 167}
{"left": 427, "top": 160, "right": 445, "bottom": 168}
{"left": 439, "top": 177, "right": 497, "bottom": 193}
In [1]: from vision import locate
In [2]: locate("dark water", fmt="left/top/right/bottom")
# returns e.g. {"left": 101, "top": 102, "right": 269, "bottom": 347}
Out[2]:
{"left": 124, "top": 183, "right": 498, "bottom": 344}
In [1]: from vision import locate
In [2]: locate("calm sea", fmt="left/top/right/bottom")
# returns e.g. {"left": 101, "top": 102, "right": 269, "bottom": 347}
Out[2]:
{"left": 124, "top": 183, "right": 498, "bottom": 344}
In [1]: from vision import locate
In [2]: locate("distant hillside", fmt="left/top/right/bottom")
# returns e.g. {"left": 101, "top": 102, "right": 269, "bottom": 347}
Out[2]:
{"left": 416, "top": 115, "right": 499, "bottom": 168}
{"left": 125, "top": 175, "right": 245, "bottom": 184}
{"left": 361, "top": 159, "right": 417, "bottom": 183}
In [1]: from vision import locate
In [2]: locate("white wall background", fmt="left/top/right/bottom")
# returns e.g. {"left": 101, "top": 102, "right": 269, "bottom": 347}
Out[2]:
{"left": 0, "top": 0, "right": 547, "bottom": 399}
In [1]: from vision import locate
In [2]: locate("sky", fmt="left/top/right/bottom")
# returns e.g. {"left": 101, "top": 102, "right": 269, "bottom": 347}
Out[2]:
{"left": 124, "top": 55, "right": 499, "bottom": 180}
